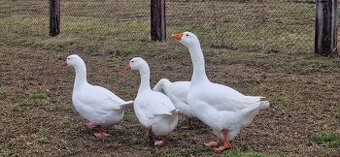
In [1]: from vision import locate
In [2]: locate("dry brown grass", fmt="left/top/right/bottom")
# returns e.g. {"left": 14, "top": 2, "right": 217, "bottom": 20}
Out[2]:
{"left": 1, "top": 0, "right": 339, "bottom": 156}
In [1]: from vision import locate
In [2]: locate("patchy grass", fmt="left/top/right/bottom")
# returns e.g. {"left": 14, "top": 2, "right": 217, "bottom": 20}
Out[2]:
{"left": 163, "top": 145, "right": 214, "bottom": 157}
{"left": 222, "top": 149, "right": 279, "bottom": 157}
{"left": 0, "top": 87, "right": 7, "bottom": 99}
{"left": 336, "top": 109, "right": 340, "bottom": 119}
{"left": 29, "top": 91, "right": 48, "bottom": 100}
{"left": 164, "top": 148, "right": 277, "bottom": 157}
{"left": 272, "top": 96, "right": 296, "bottom": 108}
{"left": 313, "top": 133, "right": 340, "bottom": 148}
{"left": 1, "top": 0, "right": 340, "bottom": 156}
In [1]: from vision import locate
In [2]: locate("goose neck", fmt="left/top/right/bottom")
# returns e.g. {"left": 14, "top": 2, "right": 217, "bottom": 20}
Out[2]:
{"left": 188, "top": 45, "right": 209, "bottom": 84}
{"left": 73, "top": 63, "right": 88, "bottom": 89}
{"left": 138, "top": 69, "right": 151, "bottom": 92}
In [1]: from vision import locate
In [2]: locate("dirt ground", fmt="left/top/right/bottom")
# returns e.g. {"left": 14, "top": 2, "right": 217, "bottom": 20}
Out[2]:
{"left": 1, "top": 0, "right": 340, "bottom": 157}
{"left": 1, "top": 44, "right": 339, "bottom": 156}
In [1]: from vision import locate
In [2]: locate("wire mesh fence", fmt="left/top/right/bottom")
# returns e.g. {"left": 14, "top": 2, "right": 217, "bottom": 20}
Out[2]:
{"left": 167, "top": 0, "right": 316, "bottom": 53}
{"left": 0, "top": 0, "right": 337, "bottom": 54}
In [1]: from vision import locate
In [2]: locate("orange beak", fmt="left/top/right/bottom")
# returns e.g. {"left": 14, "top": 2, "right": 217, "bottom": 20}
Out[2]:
{"left": 171, "top": 33, "right": 183, "bottom": 40}
{"left": 124, "top": 63, "right": 131, "bottom": 70}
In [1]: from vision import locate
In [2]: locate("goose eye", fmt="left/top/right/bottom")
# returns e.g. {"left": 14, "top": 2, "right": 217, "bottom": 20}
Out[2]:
{"left": 131, "top": 60, "right": 134, "bottom": 63}
{"left": 186, "top": 34, "right": 189, "bottom": 37}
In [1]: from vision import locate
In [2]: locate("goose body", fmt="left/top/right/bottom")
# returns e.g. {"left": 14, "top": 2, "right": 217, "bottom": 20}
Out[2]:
{"left": 188, "top": 81, "right": 268, "bottom": 139}
{"left": 72, "top": 84, "right": 132, "bottom": 126}
{"left": 127, "top": 57, "right": 178, "bottom": 145}
{"left": 133, "top": 90, "right": 178, "bottom": 136}
{"left": 153, "top": 79, "right": 194, "bottom": 118}
{"left": 172, "top": 32, "right": 269, "bottom": 152}
{"left": 65, "top": 54, "right": 133, "bottom": 138}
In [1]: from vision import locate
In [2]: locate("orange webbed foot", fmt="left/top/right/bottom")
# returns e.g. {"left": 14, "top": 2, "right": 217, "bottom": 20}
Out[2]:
{"left": 204, "top": 140, "right": 220, "bottom": 147}
{"left": 94, "top": 131, "right": 110, "bottom": 139}
{"left": 213, "top": 145, "right": 231, "bottom": 153}
{"left": 154, "top": 140, "right": 165, "bottom": 146}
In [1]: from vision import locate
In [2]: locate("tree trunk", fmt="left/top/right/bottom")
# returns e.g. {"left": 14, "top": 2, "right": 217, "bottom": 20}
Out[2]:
{"left": 150, "top": 0, "right": 166, "bottom": 41}
{"left": 315, "top": 0, "right": 338, "bottom": 57}
{"left": 49, "top": 0, "right": 60, "bottom": 37}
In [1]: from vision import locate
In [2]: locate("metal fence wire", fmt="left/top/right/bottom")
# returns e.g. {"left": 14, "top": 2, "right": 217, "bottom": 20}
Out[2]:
{"left": 1, "top": 0, "right": 336, "bottom": 54}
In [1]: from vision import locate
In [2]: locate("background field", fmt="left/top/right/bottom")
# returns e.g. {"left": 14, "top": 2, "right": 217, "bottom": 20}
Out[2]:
{"left": 0, "top": 0, "right": 339, "bottom": 156}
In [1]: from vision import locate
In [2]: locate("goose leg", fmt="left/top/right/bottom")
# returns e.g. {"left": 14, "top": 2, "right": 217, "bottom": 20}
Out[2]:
{"left": 147, "top": 127, "right": 165, "bottom": 146}
{"left": 213, "top": 129, "right": 232, "bottom": 153}
{"left": 85, "top": 122, "right": 98, "bottom": 129}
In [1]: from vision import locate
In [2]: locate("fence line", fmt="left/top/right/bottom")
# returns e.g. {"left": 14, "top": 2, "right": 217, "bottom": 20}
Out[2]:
{"left": 45, "top": 1, "right": 337, "bottom": 56}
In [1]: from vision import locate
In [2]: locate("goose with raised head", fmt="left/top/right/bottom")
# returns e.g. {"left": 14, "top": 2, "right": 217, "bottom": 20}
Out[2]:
{"left": 171, "top": 32, "right": 270, "bottom": 153}
{"left": 153, "top": 79, "right": 196, "bottom": 129}
{"left": 64, "top": 54, "right": 133, "bottom": 138}
{"left": 125, "top": 57, "right": 179, "bottom": 146}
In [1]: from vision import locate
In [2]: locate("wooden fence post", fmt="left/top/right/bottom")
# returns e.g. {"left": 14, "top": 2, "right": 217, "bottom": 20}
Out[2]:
{"left": 49, "top": 0, "right": 60, "bottom": 37}
{"left": 150, "top": 0, "right": 166, "bottom": 41}
{"left": 315, "top": 0, "right": 338, "bottom": 57}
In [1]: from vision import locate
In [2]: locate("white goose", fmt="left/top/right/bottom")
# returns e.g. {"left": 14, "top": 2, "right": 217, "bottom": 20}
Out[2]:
{"left": 64, "top": 54, "right": 133, "bottom": 138}
{"left": 126, "top": 57, "right": 179, "bottom": 146}
{"left": 153, "top": 79, "right": 195, "bottom": 129}
{"left": 171, "top": 32, "right": 270, "bottom": 152}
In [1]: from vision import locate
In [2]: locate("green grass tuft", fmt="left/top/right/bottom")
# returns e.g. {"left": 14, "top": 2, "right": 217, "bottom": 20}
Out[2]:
{"left": 165, "top": 145, "right": 213, "bottom": 157}
{"left": 221, "top": 149, "right": 279, "bottom": 157}
{"left": 313, "top": 133, "right": 340, "bottom": 148}
{"left": 165, "top": 148, "right": 277, "bottom": 157}
{"left": 117, "top": 46, "right": 138, "bottom": 56}
{"left": 0, "top": 88, "right": 7, "bottom": 99}
{"left": 273, "top": 97, "right": 296, "bottom": 108}
{"left": 179, "top": 132, "right": 189, "bottom": 138}
{"left": 29, "top": 91, "right": 48, "bottom": 100}
{"left": 37, "top": 137, "right": 49, "bottom": 145}
{"left": 336, "top": 109, "right": 340, "bottom": 119}
{"left": 122, "top": 113, "right": 139, "bottom": 124}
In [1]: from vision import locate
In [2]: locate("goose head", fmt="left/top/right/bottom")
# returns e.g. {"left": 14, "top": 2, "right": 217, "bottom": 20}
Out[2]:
{"left": 125, "top": 57, "right": 149, "bottom": 73}
{"left": 65, "top": 54, "right": 85, "bottom": 68}
{"left": 171, "top": 32, "right": 200, "bottom": 48}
